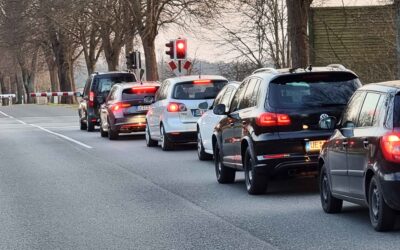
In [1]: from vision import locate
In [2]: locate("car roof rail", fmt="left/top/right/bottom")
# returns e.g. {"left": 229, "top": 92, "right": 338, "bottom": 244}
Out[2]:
{"left": 252, "top": 68, "right": 278, "bottom": 75}
{"left": 327, "top": 64, "right": 347, "bottom": 71}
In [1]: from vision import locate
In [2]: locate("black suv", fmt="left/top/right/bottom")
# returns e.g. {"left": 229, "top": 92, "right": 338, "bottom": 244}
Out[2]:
{"left": 99, "top": 82, "right": 160, "bottom": 140}
{"left": 212, "top": 65, "right": 361, "bottom": 195}
{"left": 319, "top": 81, "right": 400, "bottom": 231}
{"left": 79, "top": 72, "right": 136, "bottom": 131}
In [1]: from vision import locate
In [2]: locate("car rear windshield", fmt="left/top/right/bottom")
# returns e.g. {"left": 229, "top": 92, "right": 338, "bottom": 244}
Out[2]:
{"left": 122, "top": 86, "right": 159, "bottom": 101}
{"left": 268, "top": 72, "right": 360, "bottom": 108}
{"left": 96, "top": 74, "right": 136, "bottom": 94}
{"left": 172, "top": 80, "right": 228, "bottom": 100}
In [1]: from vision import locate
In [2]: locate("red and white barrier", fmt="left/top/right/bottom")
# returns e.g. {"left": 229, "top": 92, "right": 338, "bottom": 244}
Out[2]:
{"left": 30, "top": 92, "right": 82, "bottom": 97}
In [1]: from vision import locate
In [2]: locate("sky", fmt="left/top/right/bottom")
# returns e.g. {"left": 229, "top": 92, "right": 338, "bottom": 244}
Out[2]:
{"left": 155, "top": 0, "right": 390, "bottom": 63}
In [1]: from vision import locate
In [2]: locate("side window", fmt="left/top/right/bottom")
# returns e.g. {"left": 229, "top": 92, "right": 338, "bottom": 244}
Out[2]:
{"left": 221, "top": 86, "right": 235, "bottom": 108}
{"left": 341, "top": 91, "right": 366, "bottom": 128}
{"left": 230, "top": 81, "right": 248, "bottom": 113}
{"left": 156, "top": 81, "right": 168, "bottom": 101}
{"left": 357, "top": 92, "right": 381, "bottom": 127}
{"left": 84, "top": 77, "right": 92, "bottom": 96}
{"left": 249, "top": 80, "right": 261, "bottom": 107}
{"left": 238, "top": 78, "right": 258, "bottom": 110}
{"left": 212, "top": 88, "right": 227, "bottom": 107}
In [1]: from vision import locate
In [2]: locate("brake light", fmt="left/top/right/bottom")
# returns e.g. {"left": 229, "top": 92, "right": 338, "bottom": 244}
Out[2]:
{"left": 89, "top": 91, "right": 95, "bottom": 107}
{"left": 381, "top": 132, "right": 400, "bottom": 163}
{"left": 167, "top": 102, "right": 187, "bottom": 112}
{"left": 131, "top": 86, "right": 158, "bottom": 94}
{"left": 193, "top": 79, "right": 211, "bottom": 84}
{"left": 256, "top": 112, "right": 291, "bottom": 127}
{"left": 112, "top": 103, "right": 131, "bottom": 112}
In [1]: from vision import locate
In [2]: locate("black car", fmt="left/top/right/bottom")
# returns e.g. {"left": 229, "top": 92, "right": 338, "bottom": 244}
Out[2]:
{"left": 212, "top": 65, "right": 361, "bottom": 195}
{"left": 319, "top": 81, "right": 400, "bottom": 231}
{"left": 79, "top": 72, "right": 136, "bottom": 131}
{"left": 99, "top": 82, "right": 160, "bottom": 140}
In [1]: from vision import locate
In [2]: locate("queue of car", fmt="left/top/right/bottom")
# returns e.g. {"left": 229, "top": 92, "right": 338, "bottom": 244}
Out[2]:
{"left": 78, "top": 65, "right": 400, "bottom": 232}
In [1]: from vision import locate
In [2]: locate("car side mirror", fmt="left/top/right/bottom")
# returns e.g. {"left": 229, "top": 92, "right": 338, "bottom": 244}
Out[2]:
{"left": 340, "top": 127, "right": 354, "bottom": 138}
{"left": 319, "top": 116, "right": 337, "bottom": 130}
{"left": 213, "top": 104, "right": 227, "bottom": 115}
{"left": 198, "top": 101, "right": 209, "bottom": 110}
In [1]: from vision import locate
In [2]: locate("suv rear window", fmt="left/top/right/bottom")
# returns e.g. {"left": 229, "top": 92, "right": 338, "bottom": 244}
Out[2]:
{"left": 172, "top": 80, "right": 228, "bottom": 100}
{"left": 268, "top": 72, "right": 360, "bottom": 108}
{"left": 95, "top": 74, "right": 135, "bottom": 94}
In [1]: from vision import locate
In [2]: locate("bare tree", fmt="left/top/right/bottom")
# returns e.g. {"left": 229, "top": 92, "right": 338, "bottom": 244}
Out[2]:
{"left": 287, "top": 0, "right": 313, "bottom": 68}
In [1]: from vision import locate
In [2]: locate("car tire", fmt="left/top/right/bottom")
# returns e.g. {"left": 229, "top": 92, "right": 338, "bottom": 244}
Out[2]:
{"left": 214, "top": 143, "right": 235, "bottom": 183}
{"left": 368, "top": 175, "right": 396, "bottom": 231}
{"left": 319, "top": 165, "right": 343, "bottom": 213}
{"left": 197, "top": 129, "right": 212, "bottom": 161}
{"left": 244, "top": 147, "right": 267, "bottom": 195}
{"left": 86, "top": 116, "right": 95, "bottom": 132}
{"left": 107, "top": 120, "right": 118, "bottom": 140}
{"left": 146, "top": 124, "right": 158, "bottom": 147}
{"left": 100, "top": 120, "right": 108, "bottom": 138}
{"left": 80, "top": 119, "right": 87, "bottom": 130}
{"left": 160, "top": 124, "right": 173, "bottom": 151}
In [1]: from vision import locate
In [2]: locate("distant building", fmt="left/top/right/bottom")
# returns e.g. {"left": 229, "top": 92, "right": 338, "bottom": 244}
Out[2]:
{"left": 309, "top": 4, "right": 398, "bottom": 84}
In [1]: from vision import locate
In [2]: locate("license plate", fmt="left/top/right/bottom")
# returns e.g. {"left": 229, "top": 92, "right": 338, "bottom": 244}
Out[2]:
{"left": 306, "top": 140, "right": 326, "bottom": 152}
{"left": 191, "top": 109, "right": 206, "bottom": 117}
{"left": 127, "top": 105, "right": 149, "bottom": 113}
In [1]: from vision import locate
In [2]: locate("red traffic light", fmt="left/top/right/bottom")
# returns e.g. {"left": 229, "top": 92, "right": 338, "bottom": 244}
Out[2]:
{"left": 175, "top": 39, "right": 187, "bottom": 60}
{"left": 165, "top": 40, "right": 175, "bottom": 59}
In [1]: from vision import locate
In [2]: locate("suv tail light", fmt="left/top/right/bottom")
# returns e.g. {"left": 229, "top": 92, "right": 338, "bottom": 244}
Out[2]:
{"left": 131, "top": 86, "right": 158, "bottom": 94}
{"left": 381, "top": 132, "right": 400, "bottom": 163}
{"left": 112, "top": 102, "right": 131, "bottom": 112}
{"left": 89, "top": 91, "right": 95, "bottom": 107}
{"left": 167, "top": 102, "right": 187, "bottom": 112}
{"left": 256, "top": 112, "right": 291, "bottom": 127}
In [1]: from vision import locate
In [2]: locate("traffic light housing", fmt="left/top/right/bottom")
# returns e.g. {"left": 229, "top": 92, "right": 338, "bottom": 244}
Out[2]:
{"left": 126, "top": 52, "right": 134, "bottom": 70}
{"left": 175, "top": 39, "right": 187, "bottom": 60}
{"left": 165, "top": 40, "right": 175, "bottom": 59}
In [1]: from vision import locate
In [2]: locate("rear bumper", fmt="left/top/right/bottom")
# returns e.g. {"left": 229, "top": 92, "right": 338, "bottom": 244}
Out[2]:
{"left": 163, "top": 117, "right": 197, "bottom": 134}
{"left": 112, "top": 115, "right": 147, "bottom": 132}
{"left": 250, "top": 131, "right": 330, "bottom": 176}
{"left": 254, "top": 154, "right": 319, "bottom": 176}
{"left": 380, "top": 172, "right": 400, "bottom": 210}
{"left": 166, "top": 132, "right": 197, "bottom": 143}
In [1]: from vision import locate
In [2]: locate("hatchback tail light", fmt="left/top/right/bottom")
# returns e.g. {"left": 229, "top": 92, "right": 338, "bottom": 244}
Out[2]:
{"left": 89, "top": 91, "right": 95, "bottom": 107}
{"left": 131, "top": 86, "right": 158, "bottom": 94}
{"left": 112, "top": 102, "right": 131, "bottom": 112}
{"left": 167, "top": 102, "right": 187, "bottom": 112}
{"left": 381, "top": 132, "right": 400, "bottom": 163}
{"left": 256, "top": 112, "right": 291, "bottom": 127}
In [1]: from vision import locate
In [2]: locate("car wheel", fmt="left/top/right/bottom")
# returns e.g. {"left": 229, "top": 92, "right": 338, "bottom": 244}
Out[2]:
{"left": 319, "top": 165, "right": 343, "bottom": 213}
{"left": 86, "top": 115, "right": 95, "bottom": 132}
{"left": 214, "top": 143, "right": 235, "bottom": 183}
{"left": 80, "top": 119, "right": 87, "bottom": 130}
{"left": 369, "top": 175, "right": 396, "bottom": 231}
{"left": 146, "top": 124, "right": 158, "bottom": 147}
{"left": 244, "top": 147, "right": 267, "bottom": 195}
{"left": 107, "top": 120, "right": 118, "bottom": 140}
{"left": 197, "top": 129, "right": 212, "bottom": 161}
{"left": 160, "top": 124, "right": 173, "bottom": 151}
{"left": 100, "top": 119, "right": 108, "bottom": 138}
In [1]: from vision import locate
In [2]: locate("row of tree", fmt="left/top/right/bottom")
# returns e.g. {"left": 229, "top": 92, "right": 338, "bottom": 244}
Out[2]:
{"left": 0, "top": 0, "right": 311, "bottom": 104}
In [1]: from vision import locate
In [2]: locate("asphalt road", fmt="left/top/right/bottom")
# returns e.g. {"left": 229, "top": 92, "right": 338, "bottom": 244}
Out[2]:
{"left": 0, "top": 104, "right": 399, "bottom": 250}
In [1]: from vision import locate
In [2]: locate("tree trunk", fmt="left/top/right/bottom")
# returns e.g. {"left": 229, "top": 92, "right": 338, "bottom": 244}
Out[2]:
{"left": 287, "top": 0, "right": 312, "bottom": 68}
{"left": 142, "top": 38, "right": 159, "bottom": 81}
{"left": 15, "top": 73, "right": 24, "bottom": 104}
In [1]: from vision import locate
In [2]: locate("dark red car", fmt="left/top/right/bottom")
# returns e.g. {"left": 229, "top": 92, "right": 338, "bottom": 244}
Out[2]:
{"left": 99, "top": 82, "right": 160, "bottom": 140}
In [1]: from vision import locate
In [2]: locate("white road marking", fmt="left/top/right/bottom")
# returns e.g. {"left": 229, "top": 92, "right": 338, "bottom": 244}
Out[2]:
{"left": 0, "top": 110, "right": 13, "bottom": 118}
{"left": 0, "top": 110, "right": 92, "bottom": 149}
{"left": 30, "top": 124, "right": 93, "bottom": 149}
